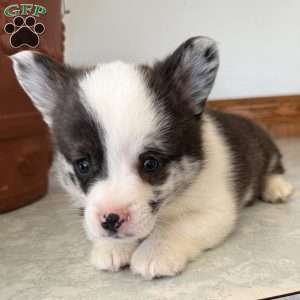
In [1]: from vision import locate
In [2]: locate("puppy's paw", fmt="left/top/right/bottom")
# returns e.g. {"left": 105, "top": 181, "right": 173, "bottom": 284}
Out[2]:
{"left": 130, "top": 237, "right": 187, "bottom": 279}
{"left": 90, "top": 239, "right": 138, "bottom": 272}
{"left": 263, "top": 174, "right": 294, "bottom": 203}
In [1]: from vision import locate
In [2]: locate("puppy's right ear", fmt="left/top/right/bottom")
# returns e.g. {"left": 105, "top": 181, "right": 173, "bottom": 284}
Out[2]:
{"left": 152, "top": 37, "right": 219, "bottom": 115}
{"left": 10, "top": 51, "right": 73, "bottom": 127}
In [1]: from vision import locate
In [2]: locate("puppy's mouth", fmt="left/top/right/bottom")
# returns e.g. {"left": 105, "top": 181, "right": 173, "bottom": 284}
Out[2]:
{"left": 101, "top": 227, "right": 153, "bottom": 240}
{"left": 107, "top": 232, "right": 134, "bottom": 239}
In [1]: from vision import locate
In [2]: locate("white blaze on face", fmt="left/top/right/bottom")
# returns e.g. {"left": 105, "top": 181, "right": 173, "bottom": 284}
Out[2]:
{"left": 79, "top": 62, "right": 165, "bottom": 239}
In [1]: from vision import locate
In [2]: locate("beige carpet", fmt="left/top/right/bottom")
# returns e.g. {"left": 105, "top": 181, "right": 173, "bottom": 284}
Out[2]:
{"left": 1, "top": 139, "right": 300, "bottom": 300}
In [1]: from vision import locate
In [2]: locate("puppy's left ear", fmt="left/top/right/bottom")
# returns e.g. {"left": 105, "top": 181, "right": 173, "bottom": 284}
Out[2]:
{"left": 10, "top": 51, "right": 74, "bottom": 127}
{"left": 153, "top": 36, "right": 219, "bottom": 115}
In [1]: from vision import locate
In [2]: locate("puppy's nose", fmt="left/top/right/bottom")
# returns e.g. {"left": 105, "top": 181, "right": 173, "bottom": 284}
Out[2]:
{"left": 101, "top": 210, "right": 129, "bottom": 233}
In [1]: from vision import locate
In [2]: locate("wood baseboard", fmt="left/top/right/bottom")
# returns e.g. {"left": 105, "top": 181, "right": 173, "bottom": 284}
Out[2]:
{"left": 208, "top": 95, "right": 300, "bottom": 137}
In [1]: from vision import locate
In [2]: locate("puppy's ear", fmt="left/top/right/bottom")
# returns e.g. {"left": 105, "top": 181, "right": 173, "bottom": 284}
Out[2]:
{"left": 10, "top": 51, "right": 75, "bottom": 127}
{"left": 153, "top": 36, "right": 219, "bottom": 115}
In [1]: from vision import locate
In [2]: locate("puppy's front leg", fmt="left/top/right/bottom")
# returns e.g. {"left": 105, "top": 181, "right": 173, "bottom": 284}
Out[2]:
{"left": 131, "top": 206, "right": 236, "bottom": 279}
{"left": 91, "top": 238, "right": 138, "bottom": 272}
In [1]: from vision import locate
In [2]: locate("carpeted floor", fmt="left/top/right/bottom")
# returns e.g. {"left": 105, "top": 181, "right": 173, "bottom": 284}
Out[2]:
{"left": 1, "top": 139, "right": 299, "bottom": 300}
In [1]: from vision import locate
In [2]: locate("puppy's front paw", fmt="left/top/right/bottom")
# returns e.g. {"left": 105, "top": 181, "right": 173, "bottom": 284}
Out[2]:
{"left": 90, "top": 239, "right": 138, "bottom": 272}
{"left": 130, "top": 237, "right": 187, "bottom": 279}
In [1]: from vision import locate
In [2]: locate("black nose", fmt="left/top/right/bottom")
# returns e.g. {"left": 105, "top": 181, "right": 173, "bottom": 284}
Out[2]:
{"left": 101, "top": 213, "right": 120, "bottom": 233}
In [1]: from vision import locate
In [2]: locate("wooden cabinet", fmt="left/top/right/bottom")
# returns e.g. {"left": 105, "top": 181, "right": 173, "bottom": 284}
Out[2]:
{"left": 0, "top": 0, "right": 64, "bottom": 212}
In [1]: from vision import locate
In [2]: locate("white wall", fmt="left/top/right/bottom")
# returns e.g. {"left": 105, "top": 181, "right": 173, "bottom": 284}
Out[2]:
{"left": 64, "top": 0, "right": 300, "bottom": 99}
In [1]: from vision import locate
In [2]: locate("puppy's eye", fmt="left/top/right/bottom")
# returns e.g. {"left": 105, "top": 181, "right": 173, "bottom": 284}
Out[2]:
{"left": 75, "top": 157, "right": 91, "bottom": 176}
{"left": 142, "top": 156, "right": 161, "bottom": 173}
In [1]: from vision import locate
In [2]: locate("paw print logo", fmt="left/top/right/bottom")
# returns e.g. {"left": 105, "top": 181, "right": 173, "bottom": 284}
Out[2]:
{"left": 4, "top": 16, "right": 45, "bottom": 48}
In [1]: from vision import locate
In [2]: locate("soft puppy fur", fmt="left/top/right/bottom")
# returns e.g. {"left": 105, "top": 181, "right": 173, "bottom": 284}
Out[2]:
{"left": 11, "top": 37, "right": 294, "bottom": 279}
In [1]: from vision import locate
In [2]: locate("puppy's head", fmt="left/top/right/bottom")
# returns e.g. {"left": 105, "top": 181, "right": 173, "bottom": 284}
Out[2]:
{"left": 11, "top": 37, "right": 219, "bottom": 241}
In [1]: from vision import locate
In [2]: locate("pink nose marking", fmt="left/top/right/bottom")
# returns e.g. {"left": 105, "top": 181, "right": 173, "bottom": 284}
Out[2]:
{"left": 100, "top": 207, "right": 130, "bottom": 232}
{"left": 100, "top": 207, "right": 130, "bottom": 222}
